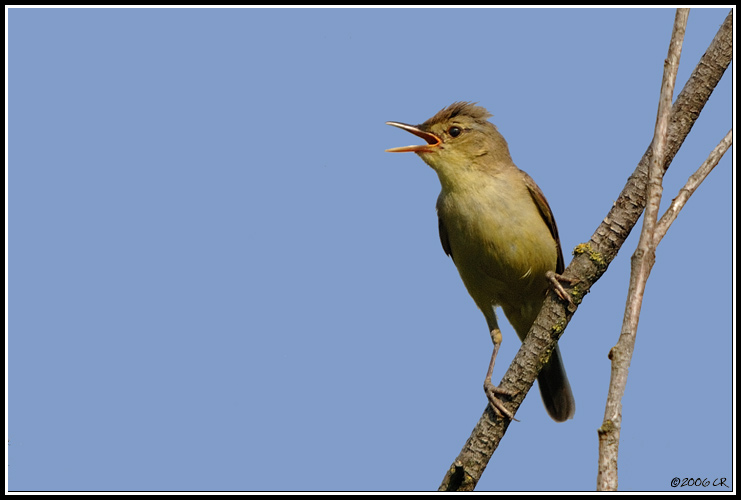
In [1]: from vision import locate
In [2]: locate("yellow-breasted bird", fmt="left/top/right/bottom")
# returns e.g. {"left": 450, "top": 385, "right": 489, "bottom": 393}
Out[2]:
{"left": 386, "top": 102, "right": 575, "bottom": 422}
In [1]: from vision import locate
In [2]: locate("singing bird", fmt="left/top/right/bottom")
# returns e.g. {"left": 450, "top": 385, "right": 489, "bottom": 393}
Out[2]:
{"left": 386, "top": 102, "right": 575, "bottom": 422}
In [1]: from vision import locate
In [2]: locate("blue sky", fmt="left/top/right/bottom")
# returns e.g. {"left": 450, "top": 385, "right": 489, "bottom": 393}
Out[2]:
{"left": 7, "top": 7, "right": 733, "bottom": 492}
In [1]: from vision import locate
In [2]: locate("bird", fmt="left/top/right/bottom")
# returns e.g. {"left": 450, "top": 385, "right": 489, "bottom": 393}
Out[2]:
{"left": 385, "top": 102, "right": 575, "bottom": 422}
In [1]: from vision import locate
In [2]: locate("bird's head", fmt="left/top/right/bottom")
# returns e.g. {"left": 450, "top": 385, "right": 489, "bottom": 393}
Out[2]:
{"left": 386, "top": 102, "right": 513, "bottom": 176}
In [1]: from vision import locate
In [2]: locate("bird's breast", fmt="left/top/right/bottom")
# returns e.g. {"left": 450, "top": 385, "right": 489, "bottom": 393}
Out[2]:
{"left": 437, "top": 179, "right": 557, "bottom": 310}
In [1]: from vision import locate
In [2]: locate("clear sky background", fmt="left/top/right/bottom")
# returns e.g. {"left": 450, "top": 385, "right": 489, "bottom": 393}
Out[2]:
{"left": 7, "top": 7, "right": 734, "bottom": 493}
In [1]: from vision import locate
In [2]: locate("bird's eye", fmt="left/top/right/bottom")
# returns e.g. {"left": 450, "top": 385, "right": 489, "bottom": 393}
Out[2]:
{"left": 449, "top": 126, "right": 462, "bottom": 137}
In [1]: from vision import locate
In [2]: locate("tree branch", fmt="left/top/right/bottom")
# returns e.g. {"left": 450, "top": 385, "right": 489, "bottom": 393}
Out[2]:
{"left": 438, "top": 8, "right": 733, "bottom": 492}
{"left": 655, "top": 129, "right": 733, "bottom": 241}
{"left": 597, "top": 9, "right": 689, "bottom": 492}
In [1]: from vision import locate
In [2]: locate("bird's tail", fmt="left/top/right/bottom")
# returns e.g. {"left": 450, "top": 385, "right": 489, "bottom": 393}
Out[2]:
{"left": 537, "top": 344, "right": 576, "bottom": 422}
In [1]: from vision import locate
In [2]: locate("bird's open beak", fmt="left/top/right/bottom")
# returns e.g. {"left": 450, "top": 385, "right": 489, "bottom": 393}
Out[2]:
{"left": 385, "top": 121, "right": 441, "bottom": 153}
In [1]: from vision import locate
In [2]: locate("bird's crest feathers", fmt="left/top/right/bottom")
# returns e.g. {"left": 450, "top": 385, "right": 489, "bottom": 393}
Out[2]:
{"left": 422, "top": 102, "right": 493, "bottom": 128}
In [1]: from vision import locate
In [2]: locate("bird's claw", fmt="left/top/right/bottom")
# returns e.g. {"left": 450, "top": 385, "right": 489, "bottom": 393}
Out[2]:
{"left": 484, "top": 380, "right": 519, "bottom": 421}
{"left": 546, "top": 270, "right": 578, "bottom": 306}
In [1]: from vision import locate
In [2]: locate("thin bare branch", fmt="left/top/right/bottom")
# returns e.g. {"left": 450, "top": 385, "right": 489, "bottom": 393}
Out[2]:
{"left": 655, "top": 129, "right": 733, "bottom": 241}
{"left": 597, "top": 8, "right": 688, "bottom": 492}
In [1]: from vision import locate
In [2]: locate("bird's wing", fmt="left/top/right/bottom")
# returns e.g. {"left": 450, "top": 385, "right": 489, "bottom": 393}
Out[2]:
{"left": 523, "top": 172, "right": 565, "bottom": 274}
{"left": 438, "top": 214, "right": 453, "bottom": 261}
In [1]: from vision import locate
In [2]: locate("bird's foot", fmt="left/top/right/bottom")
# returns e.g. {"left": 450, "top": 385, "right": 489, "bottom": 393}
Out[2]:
{"left": 484, "top": 379, "right": 519, "bottom": 421}
{"left": 546, "top": 270, "right": 578, "bottom": 306}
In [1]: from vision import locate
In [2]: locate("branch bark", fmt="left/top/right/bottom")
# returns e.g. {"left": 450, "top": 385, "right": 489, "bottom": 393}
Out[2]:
{"left": 655, "top": 129, "right": 733, "bottom": 241}
{"left": 597, "top": 9, "right": 689, "bottom": 491}
{"left": 438, "top": 8, "right": 733, "bottom": 492}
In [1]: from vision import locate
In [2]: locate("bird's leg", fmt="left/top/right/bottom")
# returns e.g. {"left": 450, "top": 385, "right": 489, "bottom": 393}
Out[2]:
{"left": 483, "top": 327, "right": 518, "bottom": 421}
{"left": 545, "top": 270, "right": 578, "bottom": 305}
